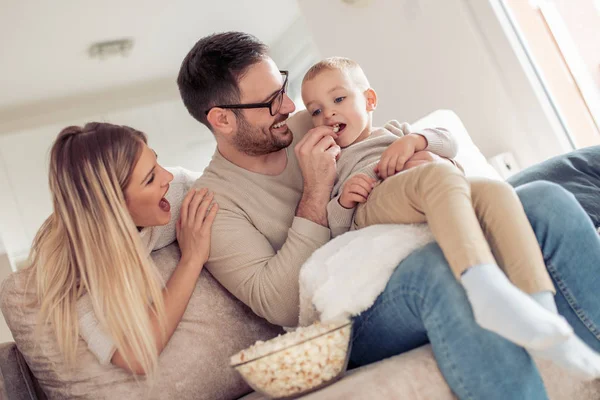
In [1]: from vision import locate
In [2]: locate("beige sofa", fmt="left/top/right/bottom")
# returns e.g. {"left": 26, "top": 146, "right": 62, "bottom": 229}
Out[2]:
{"left": 1, "top": 110, "right": 599, "bottom": 399}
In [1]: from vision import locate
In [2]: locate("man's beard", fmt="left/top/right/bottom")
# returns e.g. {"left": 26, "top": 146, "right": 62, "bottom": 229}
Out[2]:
{"left": 233, "top": 113, "right": 292, "bottom": 156}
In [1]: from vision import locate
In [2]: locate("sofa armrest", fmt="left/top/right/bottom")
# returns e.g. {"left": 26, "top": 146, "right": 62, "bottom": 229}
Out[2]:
{"left": 0, "top": 342, "right": 46, "bottom": 400}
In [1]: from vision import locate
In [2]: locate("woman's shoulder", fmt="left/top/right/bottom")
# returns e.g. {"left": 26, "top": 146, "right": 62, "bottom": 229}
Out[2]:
{"left": 0, "top": 268, "right": 35, "bottom": 312}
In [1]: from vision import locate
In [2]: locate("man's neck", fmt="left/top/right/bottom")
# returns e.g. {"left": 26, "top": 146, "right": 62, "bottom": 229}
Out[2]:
{"left": 216, "top": 142, "right": 288, "bottom": 176}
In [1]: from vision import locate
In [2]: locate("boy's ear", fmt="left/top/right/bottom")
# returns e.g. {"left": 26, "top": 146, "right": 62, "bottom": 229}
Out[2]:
{"left": 206, "top": 108, "right": 235, "bottom": 136}
{"left": 365, "top": 88, "right": 378, "bottom": 111}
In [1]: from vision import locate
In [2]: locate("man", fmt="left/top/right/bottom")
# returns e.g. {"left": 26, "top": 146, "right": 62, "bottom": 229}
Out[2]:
{"left": 176, "top": 32, "right": 454, "bottom": 327}
{"left": 177, "top": 32, "right": 600, "bottom": 399}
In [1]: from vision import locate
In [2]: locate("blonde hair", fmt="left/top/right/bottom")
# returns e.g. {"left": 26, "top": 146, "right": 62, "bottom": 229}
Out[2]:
{"left": 27, "top": 122, "right": 166, "bottom": 377}
{"left": 302, "top": 56, "right": 371, "bottom": 90}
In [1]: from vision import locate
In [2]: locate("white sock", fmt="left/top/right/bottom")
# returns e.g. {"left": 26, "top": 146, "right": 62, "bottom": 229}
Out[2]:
{"left": 461, "top": 264, "right": 572, "bottom": 350}
{"left": 529, "top": 291, "right": 600, "bottom": 380}
{"left": 531, "top": 291, "right": 559, "bottom": 314}
{"left": 530, "top": 336, "right": 600, "bottom": 380}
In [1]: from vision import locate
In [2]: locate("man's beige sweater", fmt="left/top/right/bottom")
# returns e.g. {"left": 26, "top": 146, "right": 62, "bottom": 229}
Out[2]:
{"left": 196, "top": 112, "right": 456, "bottom": 327}
{"left": 196, "top": 112, "right": 330, "bottom": 327}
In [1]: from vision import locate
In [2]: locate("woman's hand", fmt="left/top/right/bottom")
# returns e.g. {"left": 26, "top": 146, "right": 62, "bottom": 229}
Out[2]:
{"left": 176, "top": 188, "right": 218, "bottom": 267}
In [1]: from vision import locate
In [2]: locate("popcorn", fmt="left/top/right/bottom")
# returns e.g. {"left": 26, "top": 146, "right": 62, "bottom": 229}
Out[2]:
{"left": 231, "top": 320, "right": 351, "bottom": 399}
{"left": 332, "top": 124, "right": 340, "bottom": 133}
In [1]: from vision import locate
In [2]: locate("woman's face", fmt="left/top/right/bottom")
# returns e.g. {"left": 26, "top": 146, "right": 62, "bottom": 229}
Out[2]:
{"left": 124, "top": 143, "right": 174, "bottom": 228}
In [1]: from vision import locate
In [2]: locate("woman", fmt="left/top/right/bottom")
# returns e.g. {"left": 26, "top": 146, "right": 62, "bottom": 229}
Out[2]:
{"left": 28, "top": 122, "right": 217, "bottom": 376}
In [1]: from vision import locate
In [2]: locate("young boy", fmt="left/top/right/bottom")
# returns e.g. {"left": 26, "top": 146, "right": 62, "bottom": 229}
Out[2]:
{"left": 301, "top": 57, "right": 599, "bottom": 377}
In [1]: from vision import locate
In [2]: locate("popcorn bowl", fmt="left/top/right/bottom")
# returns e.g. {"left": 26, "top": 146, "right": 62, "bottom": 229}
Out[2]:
{"left": 230, "top": 320, "right": 352, "bottom": 399}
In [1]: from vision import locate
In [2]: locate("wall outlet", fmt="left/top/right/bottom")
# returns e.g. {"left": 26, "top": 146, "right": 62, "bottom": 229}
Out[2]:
{"left": 488, "top": 152, "right": 521, "bottom": 179}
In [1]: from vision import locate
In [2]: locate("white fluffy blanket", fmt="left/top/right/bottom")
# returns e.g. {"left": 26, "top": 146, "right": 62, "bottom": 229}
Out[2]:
{"left": 298, "top": 224, "right": 435, "bottom": 326}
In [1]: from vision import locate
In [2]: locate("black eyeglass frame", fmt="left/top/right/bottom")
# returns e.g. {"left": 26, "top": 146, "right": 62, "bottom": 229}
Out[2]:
{"left": 204, "top": 71, "right": 289, "bottom": 116}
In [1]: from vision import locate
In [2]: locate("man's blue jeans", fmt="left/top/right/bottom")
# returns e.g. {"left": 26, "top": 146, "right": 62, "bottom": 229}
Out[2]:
{"left": 350, "top": 181, "right": 600, "bottom": 400}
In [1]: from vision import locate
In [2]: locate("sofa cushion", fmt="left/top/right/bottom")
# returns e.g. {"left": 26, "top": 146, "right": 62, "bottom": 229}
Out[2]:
{"left": 411, "top": 109, "right": 502, "bottom": 180}
{"left": 508, "top": 145, "right": 600, "bottom": 228}
{"left": 0, "top": 243, "right": 282, "bottom": 400}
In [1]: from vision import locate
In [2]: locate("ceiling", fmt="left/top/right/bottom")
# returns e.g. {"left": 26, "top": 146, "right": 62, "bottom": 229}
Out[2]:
{"left": 0, "top": 0, "right": 301, "bottom": 110}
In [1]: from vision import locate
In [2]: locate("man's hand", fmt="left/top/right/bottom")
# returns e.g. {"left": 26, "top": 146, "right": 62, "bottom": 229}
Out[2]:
{"left": 339, "top": 174, "right": 378, "bottom": 209}
{"left": 295, "top": 126, "right": 340, "bottom": 191}
{"left": 375, "top": 134, "right": 427, "bottom": 180}
{"left": 402, "top": 150, "right": 449, "bottom": 170}
{"left": 294, "top": 126, "right": 341, "bottom": 226}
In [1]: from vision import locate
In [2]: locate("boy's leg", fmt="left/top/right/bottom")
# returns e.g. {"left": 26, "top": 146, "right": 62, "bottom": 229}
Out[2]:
{"left": 354, "top": 161, "right": 495, "bottom": 276}
{"left": 469, "top": 177, "right": 554, "bottom": 294}
{"left": 355, "top": 162, "right": 570, "bottom": 348}
{"left": 351, "top": 242, "right": 549, "bottom": 400}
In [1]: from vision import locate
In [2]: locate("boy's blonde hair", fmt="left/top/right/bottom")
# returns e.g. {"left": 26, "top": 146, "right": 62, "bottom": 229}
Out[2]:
{"left": 302, "top": 57, "right": 370, "bottom": 90}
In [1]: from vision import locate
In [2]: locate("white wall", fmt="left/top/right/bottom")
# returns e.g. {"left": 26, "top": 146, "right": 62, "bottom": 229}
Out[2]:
{"left": 0, "top": 99, "right": 216, "bottom": 263}
{"left": 1, "top": 1, "right": 577, "bottom": 261}
{"left": 0, "top": 153, "right": 29, "bottom": 265}
{"left": 297, "top": 0, "right": 573, "bottom": 167}
{"left": 269, "top": 16, "right": 320, "bottom": 106}
{"left": 0, "top": 15, "right": 318, "bottom": 263}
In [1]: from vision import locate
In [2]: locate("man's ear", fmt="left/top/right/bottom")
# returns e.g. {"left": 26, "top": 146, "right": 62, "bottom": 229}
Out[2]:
{"left": 206, "top": 108, "right": 235, "bottom": 136}
{"left": 365, "top": 88, "right": 378, "bottom": 112}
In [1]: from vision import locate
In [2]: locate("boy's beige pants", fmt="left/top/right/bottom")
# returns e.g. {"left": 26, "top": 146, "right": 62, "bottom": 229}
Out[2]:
{"left": 353, "top": 161, "right": 555, "bottom": 294}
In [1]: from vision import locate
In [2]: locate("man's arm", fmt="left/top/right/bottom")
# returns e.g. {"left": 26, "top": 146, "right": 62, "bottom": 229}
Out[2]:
{"left": 205, "top": 208, "right": 330, "bottom": 327}
{"left": 294, "top": 125, "right": 342, "bottom": 227}
{"left": 296, "top": 187, "right": 330, "bottom": 228}
{"left": 204, "top": 116, "right": 340, "bottom": 326}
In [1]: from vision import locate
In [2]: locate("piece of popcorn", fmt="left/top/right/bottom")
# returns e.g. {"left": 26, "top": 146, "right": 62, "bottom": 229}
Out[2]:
{"left": 332, "top": 124, "right": 340, "bottom": 133}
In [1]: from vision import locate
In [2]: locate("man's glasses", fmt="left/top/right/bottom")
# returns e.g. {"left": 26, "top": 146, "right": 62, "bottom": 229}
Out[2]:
{"left": 204, "top": 71, "right": 289, "bottom": 116}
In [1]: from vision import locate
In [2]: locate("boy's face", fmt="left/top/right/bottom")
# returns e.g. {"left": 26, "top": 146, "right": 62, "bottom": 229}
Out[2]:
{"left": 302, "top": 69, "right": 375, "bottom": 148}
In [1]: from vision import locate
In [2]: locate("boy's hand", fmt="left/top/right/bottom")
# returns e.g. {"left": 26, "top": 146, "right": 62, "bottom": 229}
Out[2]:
{"left": 375, "top": 134, "right": 428, "bottom": 180}
{"left": 339, "top": 174, "right": 378, "bottom": 209}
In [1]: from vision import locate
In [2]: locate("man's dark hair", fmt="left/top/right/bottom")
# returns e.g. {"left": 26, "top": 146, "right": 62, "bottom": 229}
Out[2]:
{"left": 177, "top": 32, "right": 269, "bottom": 130}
